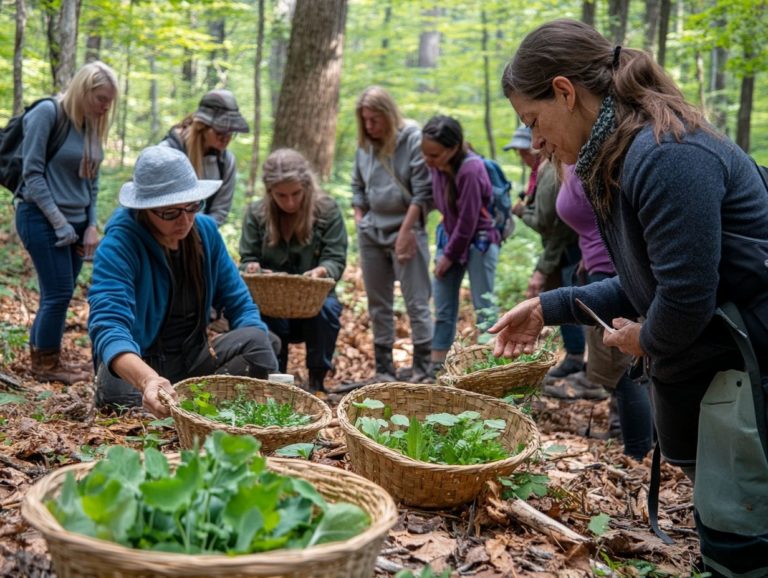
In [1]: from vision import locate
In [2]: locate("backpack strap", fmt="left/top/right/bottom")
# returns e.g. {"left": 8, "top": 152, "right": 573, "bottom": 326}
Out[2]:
{"left": 44, "top": 98, "right": 69, "bottom": 164}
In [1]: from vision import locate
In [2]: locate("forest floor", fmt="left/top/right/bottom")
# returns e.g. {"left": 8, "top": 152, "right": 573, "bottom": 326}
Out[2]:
{"left": 0, "top": 239, "right": 705, "bottom": 577}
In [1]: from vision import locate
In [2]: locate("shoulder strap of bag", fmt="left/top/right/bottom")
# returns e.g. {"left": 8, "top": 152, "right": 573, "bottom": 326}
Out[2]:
{"left": 380, "top": 156, "right": 413, "bottom": 204}
{"left": 46, "top": 99, "right": 69, "bottom": 162}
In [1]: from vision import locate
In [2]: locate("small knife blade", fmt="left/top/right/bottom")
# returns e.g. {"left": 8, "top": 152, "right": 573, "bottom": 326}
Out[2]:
{"left": 575, "top": 298, "right": 616, "bottom": 334}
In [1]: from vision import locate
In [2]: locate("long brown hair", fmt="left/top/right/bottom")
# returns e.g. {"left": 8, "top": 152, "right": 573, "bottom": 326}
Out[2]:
{"left": 355, "top": 86, "right": 405, "bottom": 156}
{"left": 173, "top": 116, "right": 211, "bottom": 178}
{"left": 422, "top": 115, "right": 468, "bottom": 214}
{"left": 137, "top": 211, "right": 205, "bottom": 305}
{"left": 502, "top": 19, "right": 709, "bottom": 212}
{"left": 260, "top": 148, "right": 323, "bottom": 247}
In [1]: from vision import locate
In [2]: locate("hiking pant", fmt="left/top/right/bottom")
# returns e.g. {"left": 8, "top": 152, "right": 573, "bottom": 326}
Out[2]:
{"left": 16, "top": 202, "right": 88, "bottom": 350}
{"left": 95, "top": 326, "right": 279, "bottom": 409}
{"left": 263, "top": 293, "right": 343, "bottom": 373}
{"left": 433, "top": 243, "right": 499, "bottom": 350}
{"left": 358, "top": 223, "right": 432, "bottom": 349}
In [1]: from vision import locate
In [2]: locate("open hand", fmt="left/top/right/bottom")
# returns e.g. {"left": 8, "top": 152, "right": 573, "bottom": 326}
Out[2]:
{"left": 488, "top": 297, "right": 545, "bottom": 359}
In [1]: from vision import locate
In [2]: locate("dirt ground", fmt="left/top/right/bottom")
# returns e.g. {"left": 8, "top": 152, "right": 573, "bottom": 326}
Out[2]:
{"left": 0, "top": 255, "right": 704, "bottom": 577}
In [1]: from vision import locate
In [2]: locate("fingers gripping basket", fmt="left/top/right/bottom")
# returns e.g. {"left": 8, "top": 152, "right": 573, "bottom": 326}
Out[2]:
{"left": 169, "top": 375, "right": 332, "bottom": 453}
{"left": 242, "top": 273, "right": 335, "bottom": 319}
{"left": 337, "top": 382, "right": 540, "bottom": 508}
{"left": 22, "top": 456, "right": 399, "bottom": 578}
{"left": 439, "top": 343, "right": 556, "bottom": 398}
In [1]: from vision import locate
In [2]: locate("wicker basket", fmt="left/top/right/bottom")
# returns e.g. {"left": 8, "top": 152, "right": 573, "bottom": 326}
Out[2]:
{"left": 242, "top": 273, "right": 335, "bottom": 319}
{"left": 168, "top": 375, "right": 332, "bottom": 454}
{"left": 22, "top": 456, "right": 398, "bottom": 578}
{"left": 337, "top": 382, "right": 540, "bottom": 508}
{"left": 438, "top": 343, "right": 556, "bottom": 398}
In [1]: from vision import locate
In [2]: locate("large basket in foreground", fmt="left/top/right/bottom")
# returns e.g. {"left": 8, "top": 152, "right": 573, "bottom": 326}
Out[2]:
{"left": 242, "top": 273, "right": 335, "bottom": 319}
{"left": 169, "top": 375, "right": 332, "bottom": 453}
{"left": 22, "top": 456, "right": 398, "bottom": 578}
{"left": 337, "top": 382, "right": 540, "bottom": 508}
{"left": 438, "top": 343, "right": 556, "bottom": 398}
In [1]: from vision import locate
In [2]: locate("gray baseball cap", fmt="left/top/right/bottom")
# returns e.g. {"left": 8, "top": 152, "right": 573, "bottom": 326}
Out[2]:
{"left": 193, "top": 89, "right": 250, "bottom": 134}
{"left": 502, "top": 125, "right": 532, "bottom": 151}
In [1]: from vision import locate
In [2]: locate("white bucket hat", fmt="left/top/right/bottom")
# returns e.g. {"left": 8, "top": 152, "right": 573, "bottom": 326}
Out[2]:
{"left": 119, "top": 146, "right": 221, "bottom": 209}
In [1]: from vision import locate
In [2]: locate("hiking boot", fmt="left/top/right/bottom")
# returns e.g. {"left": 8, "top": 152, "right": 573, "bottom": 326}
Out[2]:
{"left": 373, "top": 345, "right": 397, "bottom": 382}
{"left": 409, "top": 343, "right": 434, "bottom": 384}
{"left": 546, "top": 353, "right": 585, "bottom": 379}
{"left": 542, "top": 371, "right": 609, "bottom": 400}
{"left": 608, "top": 394, "right": 623, "bottom": 440}
{"left": 30, "top": 346, "right": 91, "bottom": 385}
{"left": 308, "top": 369, "right": 327, "bottom": 393}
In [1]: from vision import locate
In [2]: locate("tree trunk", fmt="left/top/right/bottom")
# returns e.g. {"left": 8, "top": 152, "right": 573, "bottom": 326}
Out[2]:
{"left": 582, "top": 0, "right": 596, "bottom": 27}
{"left": 248, "top": 0, "right": 266, "bottom": 194}
{"left": 710, "top": 45, "right": 728, "bottom": 133}
{"left": 271, "top": 0, "right": 348, "bottom": 179}
{"left": 695, "top": 50, "right": 705, "bottom": 109}
{"left": 206, "top": 17, "right": 227, "bottom": 89}
{"left": 418, "top": 9, "right": 441, "bottom": 68}
{"left": 736, "top": 73, "right": 754, "bottom": 153}
{"left": 46, "top": 0, "right": 82, "bottom": 91}
{"left": 13, "top": 0, "right": 26, "bottom": 116}
{"left": 643, "top": 0, "right": 660, "bottom": 54}
{"left": 269, "top": 0, "right": 296, "bottom": 121}
{"left": 85, "top": 18, "right": 101, "bottom": 62}
{"left": 657, "top": 0, "right": 671, "bottom": 67}
{"left": 481, "top": 8, "right": 495, "bottom": 160}
{"left": 607, "top": 0, "right": 629, "bottom": 45}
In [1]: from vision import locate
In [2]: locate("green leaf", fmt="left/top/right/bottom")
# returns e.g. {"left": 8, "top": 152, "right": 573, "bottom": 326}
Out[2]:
{"left": 140, "top": 477, "right": 195, "bottom": 513}
{"left": 0, "top": 393, "right": 27, "bottom": 405}
{"left": 483, "top": 419, "right": 506, "bottom": 430}
{"left": 232, "top": 507, "right": 265, "bottom": 553}
{"left": 275, "top": 443, "right": 315, "bottom": 459}
{"left": 425, "top": 413, "right": 459, "bottom": 427}
{"left": 205, "top": 430, "right": 261, "bottom": 467}
{"left": 306, "top": 503, "right": 370, "bottom": 547}
{"left": 352, "top": 398, "right": 385, "bottom": 410}
{"left": 588, "top": 513, "right": 611, "bottom": 536}
{"left": 390, "top": 414, "right": 410, "bottom": 427}
{"left": 143, "top": 447, "right": 170, "bottom": 479}
{"left": 289, "top": 477, "right": 327, "bottom": 510}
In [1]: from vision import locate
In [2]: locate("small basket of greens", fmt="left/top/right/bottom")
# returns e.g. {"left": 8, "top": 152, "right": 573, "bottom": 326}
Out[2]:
{"left": 337, "top": 382, "right": 540, "bottom": 508}
{"left": 167, "top": 375, "right": 332, "bottom": 453}
{"left": 22, "top": 431, "right": 398, "bottom": 578}
{"left": 438, "top": 341, "right": 556, "bottom": 398}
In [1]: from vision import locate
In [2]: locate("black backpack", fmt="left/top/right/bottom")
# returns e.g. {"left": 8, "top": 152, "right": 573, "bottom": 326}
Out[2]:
{"left": 0, "top": 98, "right": 70, "bottom": 194}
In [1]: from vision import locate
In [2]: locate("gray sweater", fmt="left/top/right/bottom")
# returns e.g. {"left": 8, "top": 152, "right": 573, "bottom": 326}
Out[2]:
{"left": 20, "top": 99, "right": 98, "bottom": 226}
{"left": 351, "top": 121, "right": 432, "bottom": 233}
{"left": 540, "top": 125, "right": 768, "bottom": 384}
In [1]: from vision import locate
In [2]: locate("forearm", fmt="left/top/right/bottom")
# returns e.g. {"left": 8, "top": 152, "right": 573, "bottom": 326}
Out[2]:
{"left": 110, "top": 352, "right": 159, "bottom": 393}
{"left": 400, "top": 203, "right": 422, "bottom": 231}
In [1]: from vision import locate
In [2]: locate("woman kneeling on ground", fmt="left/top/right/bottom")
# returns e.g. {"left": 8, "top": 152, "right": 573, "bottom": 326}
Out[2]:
{"left": 88, "top": 146, "right": 279, "bottom": 417}
{"left": 239, "top": 148, "right": 347, "bottom": 393}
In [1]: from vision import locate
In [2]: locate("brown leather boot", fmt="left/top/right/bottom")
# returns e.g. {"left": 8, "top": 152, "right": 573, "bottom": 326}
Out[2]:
{"left": 30, "top": 346, "right": 91, "bottom": 385}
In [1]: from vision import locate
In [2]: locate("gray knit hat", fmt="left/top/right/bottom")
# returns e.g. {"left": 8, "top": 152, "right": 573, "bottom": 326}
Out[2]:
{"left": 193, "top": 89, "right": 250, "bottom": 134}
{"left": 502, "top": 126, "right": 532, "bottom": 151}
{"left": 119, "top": 146, "right": 221, "bottom": 209}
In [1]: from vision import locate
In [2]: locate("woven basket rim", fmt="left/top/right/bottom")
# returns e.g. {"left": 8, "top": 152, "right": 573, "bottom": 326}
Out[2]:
{"left": 170, "top": 375, "right": 332, "bottom": 437}
{"left": 337, "top": 382, "right": 540, "bottom": 474}
{"left": 240, "top": 271, "right": 336, "bottom": 285}
{"left": 22, "top": 456, "right": 398, "bottom": 568}
{"left": 442, "top": 346, "right": 556, "bottom": 381}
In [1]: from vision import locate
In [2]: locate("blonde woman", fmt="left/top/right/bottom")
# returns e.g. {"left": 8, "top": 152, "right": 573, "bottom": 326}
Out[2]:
{"left": 16, "top": 60, "right": 118, "bottom": 384}
{"left": 160, "top": 89, "right": 249, "bottom": 226}
{"left": 239, "top": 148, "right": 347, "bottom": 393}
{"left": 351, "top": 86, "right": 433, "bottom": 383}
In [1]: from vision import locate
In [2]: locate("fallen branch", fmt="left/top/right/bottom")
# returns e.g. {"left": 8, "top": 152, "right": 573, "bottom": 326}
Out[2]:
{"left": 506, "top": 498, "right": 590, "bottom": 544}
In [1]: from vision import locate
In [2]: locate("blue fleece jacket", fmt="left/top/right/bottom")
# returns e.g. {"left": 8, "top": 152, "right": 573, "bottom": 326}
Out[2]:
{"left": 88, "top": 208, "right": 267, "bottom": 369}
{"left": 540, "top": 125, "right": 768, "bottom": 384}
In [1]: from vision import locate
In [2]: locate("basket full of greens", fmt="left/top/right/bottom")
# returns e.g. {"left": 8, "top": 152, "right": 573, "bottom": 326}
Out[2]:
{"left": 167, "top": 375, "right": 332, "bottom": 453}
{"left": 337, "top": 382, "right": 540, "bottom": 508}
{"left": 438, "top": 341, "right": 556, "bottom": 398}
{"left": 22, "top": 431, "right": 398, "bottom": 578}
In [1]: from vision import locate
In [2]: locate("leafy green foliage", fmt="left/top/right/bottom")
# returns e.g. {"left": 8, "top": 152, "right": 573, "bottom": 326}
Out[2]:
{"left": 48, "top": 431, "right": 369, "bottom": 554}
{"left": 500, "top": 472, "right": 550, "bottom": 500}
{"left": 0, "top": 322, "right": 28, "bottom": 364}
{"left": 274, "top": 443, "right": 315, "bottom": 459}
{"left": 354, "top": 403, "right": 516, "bottom": 465}
{"left": 0, "top": 393, "right": 27, "bottom": 406}
{"left": 588, "top": 513, "right": 612, "bottom": 536}
{"left": 180, "top": 382, "right": 311, "bottom": 428}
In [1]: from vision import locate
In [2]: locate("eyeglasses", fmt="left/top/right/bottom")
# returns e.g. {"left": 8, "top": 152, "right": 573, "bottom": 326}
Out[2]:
{"left": 150, "top": 200, "right": 204, "bottom": 221}
{"left": 213, "top": 129, "right": 233, "bottom": 140}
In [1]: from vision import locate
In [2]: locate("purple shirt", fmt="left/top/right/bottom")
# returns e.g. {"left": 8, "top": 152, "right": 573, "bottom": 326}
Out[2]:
{"left": 431, "top": 154, "right": 498, "bottom": 264}
{"left": 555, "top": 165, "right": 614, "bottom": 275}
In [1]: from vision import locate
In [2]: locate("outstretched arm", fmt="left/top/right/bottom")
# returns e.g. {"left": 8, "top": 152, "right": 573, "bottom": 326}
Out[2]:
{"left": 488, "top": 297, "right": 546, "bottom": 358}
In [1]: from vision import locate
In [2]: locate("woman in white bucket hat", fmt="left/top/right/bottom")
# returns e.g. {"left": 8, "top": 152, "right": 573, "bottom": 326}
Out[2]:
{"left": 88, "top": 146, "right": 278, "bottom": 417}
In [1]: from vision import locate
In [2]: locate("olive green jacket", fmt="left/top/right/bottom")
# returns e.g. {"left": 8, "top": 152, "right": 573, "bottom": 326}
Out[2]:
{"left": 239, "top": 196, "right": 348, "bottom": 282}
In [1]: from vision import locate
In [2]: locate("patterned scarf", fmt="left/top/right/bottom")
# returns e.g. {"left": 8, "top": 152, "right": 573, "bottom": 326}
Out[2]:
{"left": 575, "top": 95, "right": 616, "bottom": 211}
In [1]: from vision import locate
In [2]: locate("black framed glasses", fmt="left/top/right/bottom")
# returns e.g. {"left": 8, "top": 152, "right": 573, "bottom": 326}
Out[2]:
{"left": 213, "top": 129, "right": 234, "bottom": 140}
{"left": 150, "top": 200, "right": 204, "bottom": 221}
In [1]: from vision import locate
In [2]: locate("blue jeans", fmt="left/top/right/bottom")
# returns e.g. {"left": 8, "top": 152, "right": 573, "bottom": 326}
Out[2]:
{"left": 15, "top": 202, "right": 88, "bottom": 350}
{"left": 263, "top": 293, "right": 343, "bottom": 372}
{"left": 433, "top": 244, "right": 499, "bottom": 350}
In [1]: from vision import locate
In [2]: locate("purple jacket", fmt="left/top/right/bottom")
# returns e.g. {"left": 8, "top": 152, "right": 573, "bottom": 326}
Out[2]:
{"left": 431, "top": 154, "right": 498, "bottom": 264}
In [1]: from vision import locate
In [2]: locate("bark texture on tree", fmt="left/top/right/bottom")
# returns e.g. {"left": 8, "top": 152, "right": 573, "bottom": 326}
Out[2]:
{"left": 249, "top": 0, "right": 266, "bottom": 194}
{"left": 271, "top": 0, "right": 348, "bottom": 179}
{"left": 736, "top": 73, "right": 754, "bottom": 153}
{"left": 46, "top": 0, "right": 81, "bottom": 91}
{"left": 13, "top": 0, "right": 26, "bottom": 116}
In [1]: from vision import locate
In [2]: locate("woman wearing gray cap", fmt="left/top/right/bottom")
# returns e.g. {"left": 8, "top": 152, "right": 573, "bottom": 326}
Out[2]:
{"left": 160, "top": 89, "right": 249, "bottom": 226}
{"left": 88, "top": 146, "right": 278, "bottom": 417}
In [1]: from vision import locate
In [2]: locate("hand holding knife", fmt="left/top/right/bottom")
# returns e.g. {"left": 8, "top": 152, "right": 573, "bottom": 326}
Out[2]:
{"left": 575, "top": 298, "right": 616, "bottom": 334}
